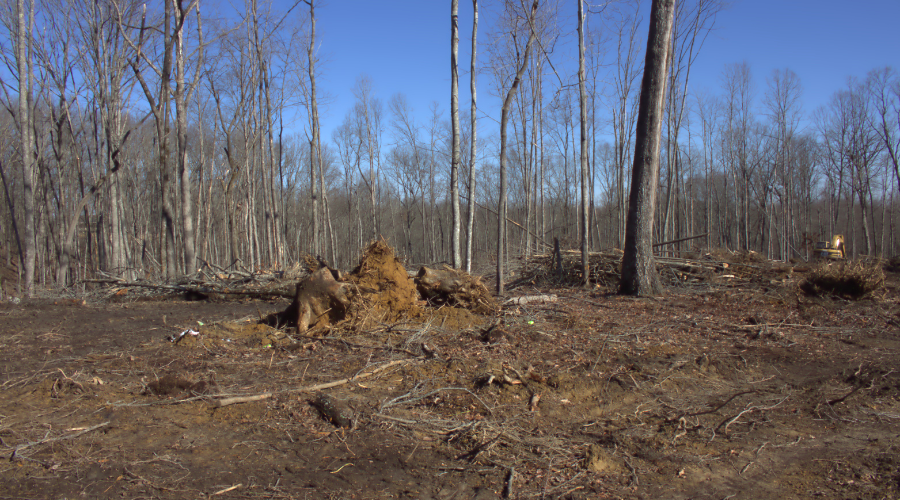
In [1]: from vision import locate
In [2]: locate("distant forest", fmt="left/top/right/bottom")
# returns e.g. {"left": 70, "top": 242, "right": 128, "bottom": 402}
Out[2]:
{"left": 0, "top": 0, "right": 898, "bottom": 295}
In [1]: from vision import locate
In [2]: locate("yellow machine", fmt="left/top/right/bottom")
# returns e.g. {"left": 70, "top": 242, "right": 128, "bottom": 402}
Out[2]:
{"left": 814, "top": 234, "right": 845, "bottom": 260}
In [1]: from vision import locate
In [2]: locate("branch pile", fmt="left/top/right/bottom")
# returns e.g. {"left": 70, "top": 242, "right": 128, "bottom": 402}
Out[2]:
{"left": 514, "top": 248, "right": 804, "bottom": 290}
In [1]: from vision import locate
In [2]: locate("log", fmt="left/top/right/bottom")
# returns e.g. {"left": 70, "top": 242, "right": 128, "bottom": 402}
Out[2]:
{"left": 309, "top": 392, "right": 354, "bottom": 428}
{"left": 504, "top": 294, "right": 558, "bottom": 306}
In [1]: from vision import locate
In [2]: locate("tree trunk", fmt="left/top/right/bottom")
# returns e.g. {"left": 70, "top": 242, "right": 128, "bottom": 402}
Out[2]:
{"left": 577, "top": 0, "right": 589, "bottom": 286}
{"left": 175, "top": 0, "right": 198, "bottom": 274}
{"left": 465, "top": 0, "right": 478, "bottom": 273}
{"left": 450, "top": 0, "right": 461, "bottom": 268}
{"left": 496, "top": 0, "right": 539, "bottom": 295}
{"left": 17, "top": 0, "right": 35, "bottom": 296}
{"left": 307, "top": 0, "right": 321, "bottom": 256}
{"left": 620, "top": 0, "right": 675, "bottom": 296}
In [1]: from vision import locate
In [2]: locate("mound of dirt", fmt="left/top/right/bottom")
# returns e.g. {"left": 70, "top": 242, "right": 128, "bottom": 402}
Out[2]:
{"left": 348, "top": 240, "right": 424, "bottom": 324}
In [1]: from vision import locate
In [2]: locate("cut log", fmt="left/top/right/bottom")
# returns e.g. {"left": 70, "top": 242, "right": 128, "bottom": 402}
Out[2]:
{"left": 309, "top": 392, "right": 354, "bottom": 428}
{"left": 284, "top": 267, "right": 351, "bottom": 334}
{"left": 504, "top": 294, "right": 558, "bottom": 306}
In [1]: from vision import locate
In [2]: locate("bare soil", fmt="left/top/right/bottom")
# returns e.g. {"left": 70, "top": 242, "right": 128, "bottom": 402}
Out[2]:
{"left": 1, "top": 260, "right": 899, "bottom": 499}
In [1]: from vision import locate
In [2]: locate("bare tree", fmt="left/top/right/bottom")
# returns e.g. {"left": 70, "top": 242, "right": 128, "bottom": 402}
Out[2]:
{"left": 868, "top": 67, "right": 900, "bottom": 193}
{"left": 495, "top": 0, "right": 539, "bottom": 294}
{"left": 122, "top": 1, "right": 180, "bottom": 277}
{"left": 465, "top": 0, "right": 478, "bottom": 272}
{"left": 304, "top": 0, "right": 322, "bottom": 257}
{"left": 173, "top": 0, "right": 203, "bottom": 274}
{"left": 721, "top": 61, "right": 755, "bottom": 251}
{"left": 843, "top": 78, "right": 883, "bottom": 256}
{"left": 764, "top": 68, "right": 802, "bottom": 260}
{"left": 353, "top": 75, "right": 382, "bottom": 242}
{"left": 450, "top": 0, "right": 462, "bottom": 268}
{"left": 77, "top": 0, "right": 142, "bottom": 277}
{"left": 619, "top": 0, "right": 675, "bottom": 296}
{"left": 389, "top": 93, "right": 428, "bottom": 262}
{"left": 577, "top": 0, "right": 589, "bottom": 285}
{"left": 14, "top": 0, "right": 35, "bottom": 295}
{"left": 660, "top": 0, "right": 721, "bottom": 248}
{"left": 607, "top": 0, "right": 643, "bottom": 248}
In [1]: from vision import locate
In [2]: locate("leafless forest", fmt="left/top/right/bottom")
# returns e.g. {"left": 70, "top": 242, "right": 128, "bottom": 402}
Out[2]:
{"left": 1, "top": 0, "right": 899, "bottom": 295}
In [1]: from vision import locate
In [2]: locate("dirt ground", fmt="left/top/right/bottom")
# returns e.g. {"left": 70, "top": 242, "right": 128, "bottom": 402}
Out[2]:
{"left": 1, "top": 255, "right": 899, "bottom": 499}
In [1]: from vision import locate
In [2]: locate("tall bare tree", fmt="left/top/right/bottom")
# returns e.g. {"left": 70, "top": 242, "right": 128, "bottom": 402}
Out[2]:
{"left": 868, "top": 67, "right": 900, "bottom": 193}
{"left": 660, "top": 0, "right": 721, "bottom": 247}
{"left": 607, "top": 0, "right": 643, "bottom": 248}
{"left": 16, "top": 0, "right": 34, "bottom": 294}
{"left": 619, "top": 0, "right": 676, "bottom": 296}
{"left": 450, "top": 0, "right": 462, "bottom": 268}
{"left": 577, "top": 0, "right": 589, "bottom": 286}
{"left": 123, "top": 1, "right": 179, "bottom": 277}
{"left": 764, "top": 68, "right": 802, "bottom": 259}
{"left": 465, "top": 0, "right": 479, "bottom": 272}
{"left": 352, "top": 75, "right": 382, "bottom": 242}
{"left": 5, "top": 0, "right": 36, "bottom": 295}
{"left": 79, "top": 0, "right": 141, "bottom": 277}
{"left": 304, "top": 0, "right": 322, "bottom": 256}
{"left": 173, "top": 0, "right": 203, "bottom": 274}
{"left": 721, "top": 61, "right": 754, "bottom": 250}
{"left": 496, "top": 0, "right": 539, "bottom": 294}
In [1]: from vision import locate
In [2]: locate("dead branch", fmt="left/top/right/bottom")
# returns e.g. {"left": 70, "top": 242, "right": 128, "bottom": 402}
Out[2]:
{"left": 653, "top": 232, "right": 709, "bottom": 248}
{"left": 211, "top": 484, "right": 242, "bottom": 495}
{"left": 713, "top": 396, "right": 789, "bottom": 438}
{"left": 9, "top": 421, "right": 110, "bottom": 460}
{"left": 670, "top": 390, "right": 756, "bottom": 422}
{"left": 503, "top": 466, "right": 515, "bottom": 498}
{"left": 214, "top": 358, "right": 417, "bottom": 407}
{"left": 504, "top": 294, "right": 558, "bottom": 306}
{"left": 82, "top": 278, "right": 292, "bottom": 298}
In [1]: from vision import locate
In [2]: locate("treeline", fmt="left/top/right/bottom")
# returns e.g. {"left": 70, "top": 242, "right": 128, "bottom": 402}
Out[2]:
{"left": 0, "top": 0, "right": 898, "bottom": 296}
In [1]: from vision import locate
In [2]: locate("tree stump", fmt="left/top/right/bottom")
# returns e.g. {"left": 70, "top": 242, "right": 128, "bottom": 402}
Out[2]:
{"left": 415, "top": 265, "right": 496, "bottom": 314}
{"left": 285, "top": 267, "right": 351, "bottom": 334}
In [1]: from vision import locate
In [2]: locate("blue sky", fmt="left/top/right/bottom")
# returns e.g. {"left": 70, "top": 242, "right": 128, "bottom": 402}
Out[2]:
{"left": 281, "top": 0, "right": 900, "bottom": 143}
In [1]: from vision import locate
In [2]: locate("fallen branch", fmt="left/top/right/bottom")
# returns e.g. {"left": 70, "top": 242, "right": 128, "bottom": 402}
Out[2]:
{"left": 212, "top": 484, "right": 242, "bottom": 495}
{"left": 10, "top": 421, "right": 110, "bottom": 460}
{"left": 504, "top": 294, "right": 558, "bottom": 306}
{"left": 503, "top": 467, "right": 515, "bottom": 498}
{"left": 81, "top": 279, "right": 293, "bottom": 299}
{"left": 670, "top": 390, "right": 756, "bottom": 422}
{"left": 653, "top": 232, "right": 709, "bottom": 248}
{"left": 713, "top": 396, "right": 789, "bottom": 438}
{"left": 461, "top": 194, "right": 553, "bottom": 249}
{"left": 214, "top": 358, "right": 417, "bottom": 407}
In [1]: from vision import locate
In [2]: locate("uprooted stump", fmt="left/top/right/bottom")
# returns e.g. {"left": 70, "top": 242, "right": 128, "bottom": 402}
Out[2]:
{"left": 279, "top": 266, "right": 352, "bottom": 334}
{"left": 267, "top": 241, "right": 495, "bottom": 333}
{"left": 415, "top": 265, "right": 497, "bottom": 314}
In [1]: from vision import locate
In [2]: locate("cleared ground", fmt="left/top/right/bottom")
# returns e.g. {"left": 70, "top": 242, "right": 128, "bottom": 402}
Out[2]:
{"left": 0, "top": 257, "right": 898, "bottom": 499}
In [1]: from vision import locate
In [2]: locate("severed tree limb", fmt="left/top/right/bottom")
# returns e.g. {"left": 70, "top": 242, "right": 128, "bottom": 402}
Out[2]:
{"left": 460, "top": 194, "right": 553, "bottom": 250}
{"left": 669, "top": 390, "right": 756, "bottom": 422}
{"left": 503, "top": 294, "right": 557, "bottom": 306}
{"left": 214, "top": 358, "right": 417, "bottom": 408}
{"left": 503, "top": 466, "right": 516, "bottom": 499}
{"left": 10, "top": 421, "right": 110, "bottom": 460}
{"left": 712, "top": 396, "right": 789, "bottom": 438}
{"left": 652, "top": 232, "right": 710, "bottom": 248}
{"left": 82, "top": 279, "right": 294, "bottom": 299}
